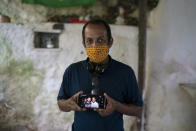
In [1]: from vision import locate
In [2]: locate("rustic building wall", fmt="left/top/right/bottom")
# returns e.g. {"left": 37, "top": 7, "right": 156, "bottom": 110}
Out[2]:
{"left": 0, "top": 23, "right": 138, "bottom": 131}
{"left": 146, "top": 0, "right": 196, "bottom": 130}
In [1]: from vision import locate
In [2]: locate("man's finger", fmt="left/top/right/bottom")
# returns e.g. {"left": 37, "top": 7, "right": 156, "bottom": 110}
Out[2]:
{"left": 98, "top": 111, "right": 108, "bottom": 117}
{"left": 72, "top": 91, "right": 83, "bottom": 100}
{"left": 104, "top": 93, "right": 111, "bottom": 100}
{"left": 82, "top": 108, "right": 87, "bottom": 111}
{"left": 97, "top": 109, "right": 105, "bottom": 113}
{"left": 74, "top": 91, "right": 83, "bottom": 97}
{"left": 98, "top": 112, "right": 105, "bottom": 116}
{"left": 94, "top": 108, "right": 98, "bottom": 111}
{"left": 73, "top": 103, "right": 82, "bottom": 111}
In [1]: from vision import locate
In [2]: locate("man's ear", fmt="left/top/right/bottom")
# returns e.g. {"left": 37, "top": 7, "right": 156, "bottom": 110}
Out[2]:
{"left": 108, "top": 37, "right": 113, "bottom": 48}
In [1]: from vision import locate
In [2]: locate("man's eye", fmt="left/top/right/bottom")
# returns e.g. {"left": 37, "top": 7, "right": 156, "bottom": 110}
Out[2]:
{"left": 86, "top": 39, "right": 93, "bottom": 44}
{"left": 97, "top": 38, "right": 105, "bottom": 44}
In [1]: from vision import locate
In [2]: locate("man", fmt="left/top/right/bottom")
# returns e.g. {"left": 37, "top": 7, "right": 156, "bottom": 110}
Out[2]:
{"left": 91, "top": 97, "right": 99, "bottom": 108}
{"left": 84, "top": 97, "right": 91, "bottom": 108}
{"left": 57, "top": 19, "right": 143, "bottom": 131}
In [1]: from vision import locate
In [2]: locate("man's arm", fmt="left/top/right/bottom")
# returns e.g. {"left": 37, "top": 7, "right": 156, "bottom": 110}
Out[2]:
{"left": 57, "top": 91, "right": 85, "bottom": 112}
{"left": 95, "top": 93, "right": 142, "bottom": 117}
{"left": 115, "top": 101, "right": 142, "bottom": 117}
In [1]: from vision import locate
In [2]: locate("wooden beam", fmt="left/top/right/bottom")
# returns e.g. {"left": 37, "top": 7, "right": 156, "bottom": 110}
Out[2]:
{"left": 137, "top": 0, "right": 147, "bottom": 130}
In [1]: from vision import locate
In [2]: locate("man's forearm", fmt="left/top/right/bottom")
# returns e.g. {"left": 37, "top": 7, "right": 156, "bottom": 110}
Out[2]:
{"left": 115, "top": 101, "right": 142, "bottom": 117}
{"left": 57, "top": 91, "right": 84, "bottom": 112}
{"left": 57, "top": 99, "right": 71, "bottom": 112}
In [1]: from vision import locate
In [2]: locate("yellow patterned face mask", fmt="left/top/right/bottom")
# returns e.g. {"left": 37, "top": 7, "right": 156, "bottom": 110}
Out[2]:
{"left": 86, "top": 45, "right": 109, "bottom": 63}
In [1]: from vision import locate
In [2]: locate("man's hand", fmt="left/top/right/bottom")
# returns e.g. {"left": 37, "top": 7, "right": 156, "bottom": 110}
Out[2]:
{"left": 94, "top": 93, "right": 143, "bottom": 117}
{"left": 94, "top": 93, "right": 117, "bottom": 116}
{"left": 58, "top": 91, "right": 86, "bottom": 112}
{"left": 67, "top": 91, "right": 85, "bottom": 111}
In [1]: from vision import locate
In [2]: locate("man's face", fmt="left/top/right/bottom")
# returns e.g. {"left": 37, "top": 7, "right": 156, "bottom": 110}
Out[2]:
{"left": 92, "top": 97, "right": 96, "bottom": 102}
{"left": 84, "top": 24, "right": 109, "bottom": 48}
{"left": 87, "top": 97, "right": 91, "bottom": 102}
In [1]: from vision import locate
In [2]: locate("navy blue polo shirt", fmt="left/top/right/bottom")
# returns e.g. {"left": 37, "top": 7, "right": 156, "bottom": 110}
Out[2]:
{"left": 57, "top": 58, "right": 143, "bottom": 131}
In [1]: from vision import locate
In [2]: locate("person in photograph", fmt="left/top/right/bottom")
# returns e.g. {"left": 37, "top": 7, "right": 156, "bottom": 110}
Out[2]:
{"left": 90, "top": 97, "right": 99, "bottom": 108}
{"left": 84, "top": 97, "right": 91, "bottom": 108}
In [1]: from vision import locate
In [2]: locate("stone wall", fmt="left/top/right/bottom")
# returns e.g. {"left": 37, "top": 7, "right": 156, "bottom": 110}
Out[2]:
{"left": 145, "top": 0, "right": 196, "bottom": 130}
{"left": 0, "top": 23, "right": 138, "bottom": 131}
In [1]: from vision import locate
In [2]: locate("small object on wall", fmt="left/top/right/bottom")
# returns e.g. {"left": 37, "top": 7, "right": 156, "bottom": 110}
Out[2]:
{"left": 45, "top": 37, "right": 54, "bottom": 48}
{"left": 0, "top": 14, "right": 11, "bottom": 23}
{"left": 115, "top": 6, "right": 125, "bottom": 25}
{"left": 115, "top": 16, "right": 125, "bottom": 25}
{"left": 84, "top": 14, "right": 90, "bottom": 21}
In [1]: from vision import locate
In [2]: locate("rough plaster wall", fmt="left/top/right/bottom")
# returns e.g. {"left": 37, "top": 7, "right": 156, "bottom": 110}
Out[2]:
{"left": 0, "top": 0, "right": 107, "bottom": 24}
{"left": 146, "top": 0, "right": 196, "bottom": 131}
{"left": 0, "top": 23, "right": 138, "bottom": 131}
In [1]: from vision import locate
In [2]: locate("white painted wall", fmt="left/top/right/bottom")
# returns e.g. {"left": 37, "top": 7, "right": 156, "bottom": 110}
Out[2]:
{"left": 0, "top": 23, "right": 138, "bottom": 131}
{"left": 146, "top": 0, "right": 196, "bottom": 131}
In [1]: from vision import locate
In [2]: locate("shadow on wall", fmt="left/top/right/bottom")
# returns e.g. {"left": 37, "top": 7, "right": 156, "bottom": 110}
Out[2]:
{"left": 0, "top": 37, "right": 44, "bottom": 131}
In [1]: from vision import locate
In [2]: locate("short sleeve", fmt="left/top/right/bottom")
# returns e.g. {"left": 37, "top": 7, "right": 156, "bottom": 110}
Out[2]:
{"left": 57, "top": 66, "right": 72, "bottom": 100}
{"left": 125, "top": 68, "right": 143, "bottom": 106}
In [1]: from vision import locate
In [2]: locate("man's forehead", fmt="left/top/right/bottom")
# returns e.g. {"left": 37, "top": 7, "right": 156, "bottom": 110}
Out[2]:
{"left": 85, "top": 24, "right": 107, "bottom": 35}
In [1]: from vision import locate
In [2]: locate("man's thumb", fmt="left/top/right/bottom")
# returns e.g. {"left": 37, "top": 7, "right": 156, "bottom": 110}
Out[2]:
{"left": 73, "top": 91, "right": 83, "bottom": 99}
{"left": 104, "top": 93, "right": 110, "bottom": 100}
